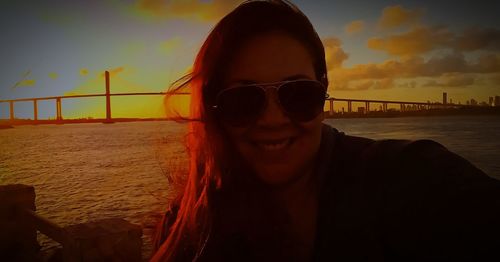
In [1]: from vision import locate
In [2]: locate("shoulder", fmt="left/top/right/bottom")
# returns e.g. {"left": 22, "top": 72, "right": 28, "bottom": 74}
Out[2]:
{"left": 324, "top": 124, "right": 493, "bottom": 182}
{"left": 327, "top": 125, "right": 500, "bottom": 208}
{"left": 324, "top": 126, "right": 500, "bottom": 260}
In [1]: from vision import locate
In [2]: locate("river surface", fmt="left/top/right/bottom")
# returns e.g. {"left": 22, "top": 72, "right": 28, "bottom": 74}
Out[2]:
{"left": 1, "top": 115, "right": 499, "bottom": 260}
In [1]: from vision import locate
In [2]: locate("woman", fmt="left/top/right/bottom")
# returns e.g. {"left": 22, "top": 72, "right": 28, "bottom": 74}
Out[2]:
{"left": 152, "top": 1, "right": 500, "bottom": 261}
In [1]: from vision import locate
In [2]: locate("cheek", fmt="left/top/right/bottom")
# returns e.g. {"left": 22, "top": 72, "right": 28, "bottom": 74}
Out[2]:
{"left": 295, "top": 117, "right": 324, "bottom": 152}
{"left": 224, "top": 125, "right": 249, "bottom": 152}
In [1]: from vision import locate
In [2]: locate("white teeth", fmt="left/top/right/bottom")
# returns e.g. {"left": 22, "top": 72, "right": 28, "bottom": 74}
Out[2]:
{"left": 257, "top": 138, "right": 291, "bottom": 151}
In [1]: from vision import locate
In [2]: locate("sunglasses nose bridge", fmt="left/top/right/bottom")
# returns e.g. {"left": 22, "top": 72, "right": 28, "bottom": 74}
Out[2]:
{"left": 260, "top": 85, "right": 282, "bottom": 108}
{"left": 255, "top": 85, "right": 291, "bottom": 125}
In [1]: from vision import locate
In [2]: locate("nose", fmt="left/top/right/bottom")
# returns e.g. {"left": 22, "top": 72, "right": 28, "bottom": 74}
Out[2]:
{"left": 255, "top": 90, "right": 291, "bottom": 127}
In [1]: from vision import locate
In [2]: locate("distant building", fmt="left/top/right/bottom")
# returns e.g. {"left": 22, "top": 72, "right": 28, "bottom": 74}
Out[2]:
{"left": 470, "top": 98, "right": 478, "bottom": 106}
{"left": 495, "top": 96, "right": 500, "bottom": 107}
{"left": 443, "top": 92, "right": 447, "bottom": 105}
{"left": 357, "top": 107, "right": 365, "bottom": 114}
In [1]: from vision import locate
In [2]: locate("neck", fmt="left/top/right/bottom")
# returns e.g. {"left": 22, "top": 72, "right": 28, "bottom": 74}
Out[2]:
{"left": 272, "top": 167, "right": 317, "bottom": 207}
{"left": 272, "top": 167, "right": 320, "bottom": 261}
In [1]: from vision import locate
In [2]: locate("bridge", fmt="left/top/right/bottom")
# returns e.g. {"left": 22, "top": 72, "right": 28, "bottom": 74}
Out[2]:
{"left": 0, "top": 71, "right": 189, "bottom": 124}
{"left": 0, "top": 71, "right": 467, "bottom": 124}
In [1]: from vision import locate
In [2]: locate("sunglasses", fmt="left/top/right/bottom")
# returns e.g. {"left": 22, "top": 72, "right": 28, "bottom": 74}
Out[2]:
{"left": 212, "top": 79, "right": 329, "bottom": 126}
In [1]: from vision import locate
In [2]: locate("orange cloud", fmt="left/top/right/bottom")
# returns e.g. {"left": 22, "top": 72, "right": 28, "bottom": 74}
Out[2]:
{"left": 378, "top": 5, "right": 422, "bottom": 30}
{"left": 367, "top": 26, "right": 453, "bottom": 56}
{"left": 329, "top": 6, "right": 498, "bottom": 95}
{"left": 347, "top": 78, "right": 395, "bottom": 91}
{"left": 135, "top": 0, "right": 241, "bottom": 21}
{"left": 368, "top": 24, "right": 500, "bottom": 57}
{"left": 328, "top": 52, "right": 500, "bottom": 91}
{"left": 345, "top": 20, "right": 364, "bottom": 35}
{"left": 323, "top": 37, "right": 349, "bottom": 68}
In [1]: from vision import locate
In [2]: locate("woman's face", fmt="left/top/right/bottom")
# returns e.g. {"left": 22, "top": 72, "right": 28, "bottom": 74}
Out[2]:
{"left": 222, "top": 33, "right": 324, "bottom": 185}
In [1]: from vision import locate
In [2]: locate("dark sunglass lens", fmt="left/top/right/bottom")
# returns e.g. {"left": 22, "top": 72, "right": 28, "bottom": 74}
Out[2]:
{"left": 279, "top": 81, "right": 326, "bottom": 121}
{"left": 216, "top": 86, "right": 265, "bottom": 126}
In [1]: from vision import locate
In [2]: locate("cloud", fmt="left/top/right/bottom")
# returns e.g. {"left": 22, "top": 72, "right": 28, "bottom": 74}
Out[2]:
{"left": 368, "top": 25, "right": 500, "bottom": 57}
{"left": 15, "top": 79, "right": 36, "bottom": 88}
{"left": 425, "top": 52, "right": 469, "bottom": 75}
{"left": 454, "top": 27, "right": 500, "bottom": 52}
{"left": 327, "top": 5, "right": 499, "bottom": 93}
{"left": 48, "top": 72, "right": 58, "bottom": 80}
{"left": 397, "top": 80, "right": 417, "bottom": 89}
{"left": 349, "top": 79, "right": 394, "bottom": 90}
{"left": 352, "top": 80, "right": 374, "bottom": 90}
{"left": 470, "top": 53, "right": 500, "bottom": 73}
{"left": 422, "top": 73, "right": 475, "bottom": 88}
{"left": 367, "top": 26, "right": 453, "bottom": 56}
{"left": 323, "top": 37, "right": 349, "bottom": 68}
{"left": 377, "top": 5, "right": 422, "bottom": 30}
{"left": 345, "top": 20, "right": 364, "bottom": 35}
{"left": 331, "top": 52, "right": 494, "bottom": 80}
{"left": 373, "top": 78, "right": 394, "bottom": 89}
{"left": 135, "top": 0, "right": 241, "bottom": 21}
{"left": 328, "top": 52, "right": 500, "bottom": 91}
{"left": 486, "top": 73, "right": 500, "bottom": 85}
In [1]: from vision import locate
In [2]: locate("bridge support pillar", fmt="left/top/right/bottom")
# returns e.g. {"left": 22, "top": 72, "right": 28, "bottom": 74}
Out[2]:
{"left": 365, "top": 102, "right": 370, "bottom": 114}
{"left": 329, "top": 99, "right": 334, "bottom": 116}
{"left": 33, "top": 100, "right": 38, "bottom": 121}
{"left": 56, "top": 98, "right": 62, "bottom": 121}
{"left": 347, "top": 101, "right": 352, "bottom": 113}
{"left": 9, "top": 101, "right": 14, "bottom": 121}
{"left": 383, "top": 103, "right": 387, "bottom": 112}
{"left": 105, "top": 71, "right": 112, "bottom": 122}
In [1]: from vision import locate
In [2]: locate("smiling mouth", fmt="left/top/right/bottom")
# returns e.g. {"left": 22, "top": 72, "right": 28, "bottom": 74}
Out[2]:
{"left": 253, "top": 137, "right": 295, "bottom": 151}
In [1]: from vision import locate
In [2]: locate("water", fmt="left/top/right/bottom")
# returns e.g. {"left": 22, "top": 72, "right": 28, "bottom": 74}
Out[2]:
{"left": 0, "top": 121, "right": 188, "bottom": 260}
{"left": 1, "top": 115, "right": 499, "bottom": 259}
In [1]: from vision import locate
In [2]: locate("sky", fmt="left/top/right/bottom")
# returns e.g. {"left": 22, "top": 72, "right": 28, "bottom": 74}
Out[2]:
{"left": 1, "top": 0, "right": 499, "bottom": 119}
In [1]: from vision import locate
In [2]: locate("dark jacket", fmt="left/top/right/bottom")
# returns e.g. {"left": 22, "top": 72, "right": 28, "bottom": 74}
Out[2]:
{"left": 155, "top": 124, "right": 500, "bottom": 261}
{"left": 313, "top": 124, "right": 500, "bottom": 262}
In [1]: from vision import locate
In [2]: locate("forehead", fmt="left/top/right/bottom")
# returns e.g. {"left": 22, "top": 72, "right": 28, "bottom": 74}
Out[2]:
{"left": 225, "top": 33, "right": 316, "bottom": 84}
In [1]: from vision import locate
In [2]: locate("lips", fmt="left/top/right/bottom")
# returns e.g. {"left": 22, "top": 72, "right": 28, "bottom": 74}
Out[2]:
{"left": 253, "top": 137, "right": 294, "bottom": 151}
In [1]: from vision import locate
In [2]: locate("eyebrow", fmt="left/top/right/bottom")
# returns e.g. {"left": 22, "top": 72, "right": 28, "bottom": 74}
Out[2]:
{"left": 228, "top": 74, "right": 313, "bottom": 86}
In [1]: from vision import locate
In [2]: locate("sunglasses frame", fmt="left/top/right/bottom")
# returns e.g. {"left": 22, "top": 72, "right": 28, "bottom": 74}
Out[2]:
{"left": 212, "top": 79, "right": 329, "bottom": 124}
